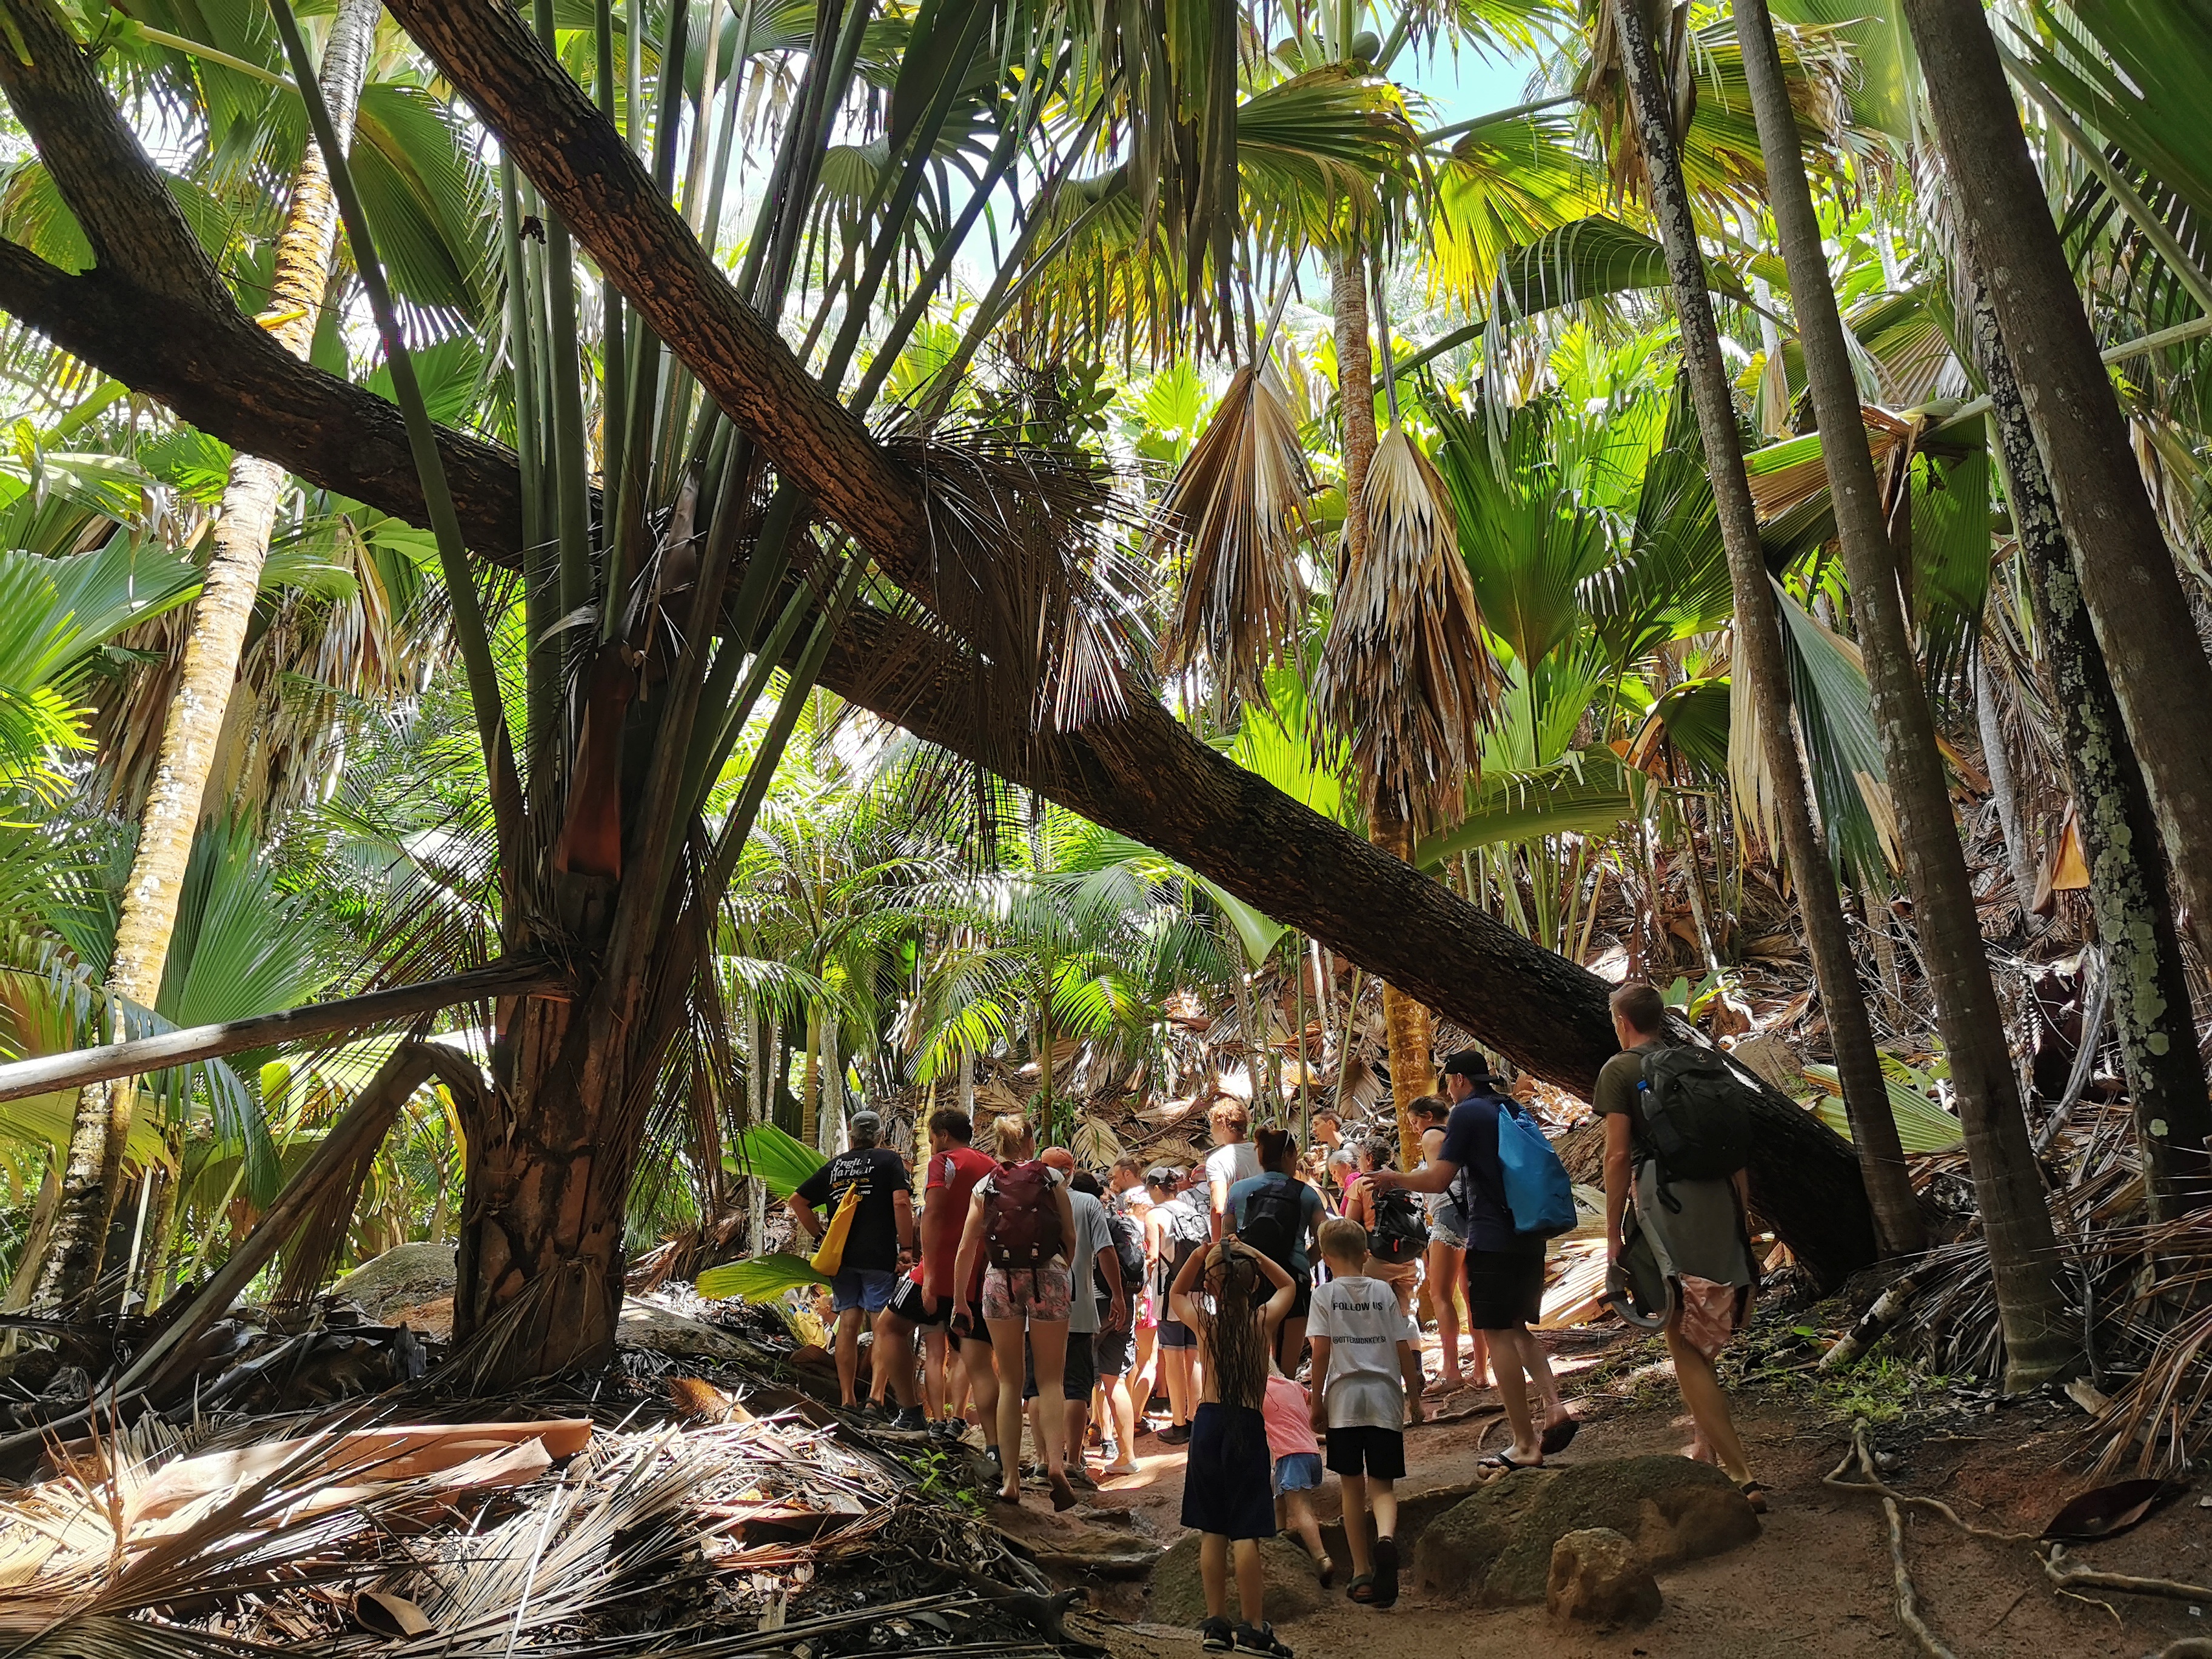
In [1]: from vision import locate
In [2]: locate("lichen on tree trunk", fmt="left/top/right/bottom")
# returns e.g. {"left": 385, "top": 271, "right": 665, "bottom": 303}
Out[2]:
{"left": 1965, "top": 273, "right": 2212, "bottom": 1221}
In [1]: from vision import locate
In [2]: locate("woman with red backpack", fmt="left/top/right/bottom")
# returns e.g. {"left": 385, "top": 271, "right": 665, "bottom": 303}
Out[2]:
{"left": 953, "top": 1113, "right": 1082, "bottom": 1510}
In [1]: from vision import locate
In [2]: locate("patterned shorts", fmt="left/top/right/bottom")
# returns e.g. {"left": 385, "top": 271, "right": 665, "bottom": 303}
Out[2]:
{"left": 982, "top": 1262, "right": 1072, "bottom": 1322}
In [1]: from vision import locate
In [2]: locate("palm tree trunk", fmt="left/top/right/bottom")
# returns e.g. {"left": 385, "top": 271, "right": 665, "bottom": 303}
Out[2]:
{"left": 32, "top": 0, "right": 384, "bottom": 1310}
{"left": 1332, "top": 244, "right": 1433, "bottom": 1168}
{"left": 1900, "top": 0, "right": 2212, "bottom": 966}
{"left": 1963, "top": 275, "right": 2212, "bottom": 1221}
{"left": 1734, "top": 0, "right": 2068, "bottom": 1385}
{"left": 1609, "top": 0, "right": 1924, "bottom": 1258}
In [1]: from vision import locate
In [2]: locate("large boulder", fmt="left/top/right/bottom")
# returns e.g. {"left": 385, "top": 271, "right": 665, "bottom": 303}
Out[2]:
{"left": 1413, "top": 1455, "right": 1759, "bottom": 1606}
{"left": 1546, "top": 1527, "right": 1661, "bottom": 1626}
{"left": 329, "top": 1242, "right": 456, "bottom": 1320}
{"left": 1150, "top": 1534, "right": 1327, "bottom": 1626}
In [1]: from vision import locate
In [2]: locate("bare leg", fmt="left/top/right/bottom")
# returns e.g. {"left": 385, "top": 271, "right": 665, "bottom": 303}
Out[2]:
{"left": 1199, "top": 1532, "right": 1230, "bottom": 1621}
{"left": 1481, "top": 1327, "right": 1543, "bottom": 1464}
{"left": 1284, "top": 1489, "right": 1326, "bottom": 1562}
{"left": 919, "top": 1326, "right": 948, "bottom": 1418}
{"left": 1469, "top": 1329, "right": 1492, "bottom": 1389}
{"left": 1427, "top": 1242, "right": 1464, "bottom": 1387}
{"left": 1339, "top": 1472, "right": 1373, "bottom": 1578}
{"left": 1370, "top": 1476, "right": 1398, "bottom": 1545}
{"left": 1666, "top": 1324, "right": 1752, "bottom": 1484}
{"left": 959, "top": 1333, "right": 999, "bottom": 1448}
{"left": 1028, "top": 1318, "right": 1077, "bottom": 1506}
{"left": 1276, "top": 1313, "right": 1308, "bottom": 1376}
{"left": 1164, "top": 1342, "right": 1195, "bottom": 1427}
{"left": 1064, "top": 1395, "right": 1090, "bottom": 1470}
{"left": 984, "top": 1317, "right": 1029, "bottom": 1499}
{"left": 834, "top": 1307, "right": 864, "bottom": 1406}
{"left": 1104, "top": 1371, "right": 1140, "bottom": 1473}
{"left": 874, "top": 1312, "right": 920, "bottom": 1409}
{"left": 1133, "top": 1322, "right": 1159, "bottom": 1412}
{"left": 1233, "top": 1537, "right": 1265, "bottom": 1625}
{"left": 1509, "top": 1325, "right": 1569, "bottom": 1428}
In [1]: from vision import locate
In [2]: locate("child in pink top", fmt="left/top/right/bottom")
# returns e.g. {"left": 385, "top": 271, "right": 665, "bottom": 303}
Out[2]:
{"left": 1263, "top": 1367, "right": 1331, "bottom": 1585}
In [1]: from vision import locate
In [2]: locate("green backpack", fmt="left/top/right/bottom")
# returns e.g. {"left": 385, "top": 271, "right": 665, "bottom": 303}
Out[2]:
{"left": 1636, "top": 1047, "right": 1753, "bottom": 1181}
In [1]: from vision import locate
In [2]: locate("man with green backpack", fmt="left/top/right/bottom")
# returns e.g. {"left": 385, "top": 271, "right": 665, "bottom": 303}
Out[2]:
{"left": 1596, "top": 984, "right": 1766, "bottom": 1512}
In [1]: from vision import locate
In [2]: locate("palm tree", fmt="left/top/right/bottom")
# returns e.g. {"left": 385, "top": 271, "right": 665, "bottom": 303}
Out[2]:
{"left": 1603, "top": 0, "right": 1923, "bottom": 1259}
{"left": 1733, "top": 0, "right": 2068, "bottom": 1381}
{"left": 33, "top": 0, "right": 386, "bottom": 1310}
{"left": 1961, "top": 272, "right": 2212, "bottom": 1221}
{"left": 1898, "top": 0, "right": 2212, "bottom": 969}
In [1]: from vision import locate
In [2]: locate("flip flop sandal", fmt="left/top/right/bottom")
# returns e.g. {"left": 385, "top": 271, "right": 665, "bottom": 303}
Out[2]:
{"left": 1372, "top": 1537, "right": 1399, "bottom": 1609}
{"left": 1346, "top": 1574, "right": 1378, "bottom": 1606}
{"left": 1736, "top": 1480, "right": 1771, "bottom": 1514}
{"left": 1049, "top": 1471, "right": 1079, "bottom": 1512}
{"left": 1315, "top": 1553, "right": 1335, "bottom": 1589}
{"left": 1540, "top": 1417, "right": 1580, "bottom": 1456}
{"left": 1476, "top": 1452, "right": 1536, "bottom": 1474}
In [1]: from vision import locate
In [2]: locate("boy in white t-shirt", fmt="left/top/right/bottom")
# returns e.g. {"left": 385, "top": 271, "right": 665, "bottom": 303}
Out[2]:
{"left": 1307, "top": 1215, "right": 1422, "bottom": 1610}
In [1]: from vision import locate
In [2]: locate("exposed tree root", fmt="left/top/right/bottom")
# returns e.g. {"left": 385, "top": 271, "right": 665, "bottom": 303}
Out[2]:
{"left": 1883, "top": 1493, "right": 1960, "bottom": 1659}
{"left": 2040, "top": 1543, "right": 2212, "bottom": 1605}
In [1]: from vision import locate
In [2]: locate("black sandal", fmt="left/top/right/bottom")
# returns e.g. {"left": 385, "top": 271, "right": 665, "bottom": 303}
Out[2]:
{"left": 1346, "top": 1573, "right": 1378, "bottom": 1605}
{"left": 1234, "top": 1621, "right": 1295, "bottom": 1656}
{"left": 1736, "top": 1480, "right": 1771, "bottom": 1514}
{"left": 1372, "top": 1537, "right": 1399, "bottom": 1609}
{"left": 1199, "top": 1615, "right": 1235, "bottom": 1652}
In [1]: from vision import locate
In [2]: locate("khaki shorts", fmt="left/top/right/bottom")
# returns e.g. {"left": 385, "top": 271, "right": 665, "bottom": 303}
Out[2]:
{"left": 1365, "top": 1255, "right": 1420, "bottom": 1292}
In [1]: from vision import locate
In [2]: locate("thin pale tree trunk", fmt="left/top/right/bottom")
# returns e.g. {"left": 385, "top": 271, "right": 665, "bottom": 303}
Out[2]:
{"left": 34, "top": 0, "right": 384, "bottom": 1309}
{"left": 1332, "top": 244, "right": 1433, "bottom": 1168}
{"left": 1900, "top": 0, "right": 2212, "bottom": 966}
{"left": 1972, "top": 657, "right": 2039, "bottom": 919}
{"left": 1610, "top": 0, "right": 1924, "bottom": 1258}
{"left": 1963, "top": 274, "right": 2212, "bottom": 1221}
{"left": 1734, "top": 0, "right": 2068, "bottom": 1384}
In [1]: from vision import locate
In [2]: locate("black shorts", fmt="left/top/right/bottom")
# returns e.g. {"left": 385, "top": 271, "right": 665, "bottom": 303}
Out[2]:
{"left": 1022, "top": 1330, "right": 1098, "bottom": 1401}
{"left": 1158, "top": 1316, "right": 1196, "bottom": 1351}
{"left": 1464, "top": 1246, "right": 1547, "bottom": 1330}
{"left": 1093, "top": 1322, "right": 1136, "bottom": 1376}
{"left": 886, "top": 1275, "right": 948, "bottom": 1327}
{"left": 1179, "top": 1404, "right": 1275, "bottom": 1539}
{"left": 1324, "top": 1423, "right": 1406, "bottom": 1481}
{"left": 1289, "top": 1271, "right": 1312, "bottom": 1320}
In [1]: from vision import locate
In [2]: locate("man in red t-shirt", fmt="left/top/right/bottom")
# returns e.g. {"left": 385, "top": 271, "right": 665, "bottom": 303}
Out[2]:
{"left": 874, "top": 1107, "right": 997, "bottom": 1434}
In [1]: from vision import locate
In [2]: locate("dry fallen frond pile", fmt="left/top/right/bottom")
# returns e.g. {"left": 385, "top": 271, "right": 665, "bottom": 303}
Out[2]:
{"left": 0, "top": 1388, "right": 1073, "bottom": 1655}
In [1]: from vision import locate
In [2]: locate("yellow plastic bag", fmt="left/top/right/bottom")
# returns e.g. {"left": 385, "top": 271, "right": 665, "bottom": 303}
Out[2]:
{"left": 809, "top": 1182, "right": 861, "bottom": 1277}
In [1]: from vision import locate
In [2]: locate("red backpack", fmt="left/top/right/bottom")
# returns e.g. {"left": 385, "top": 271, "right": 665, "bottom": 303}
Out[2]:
{"left": 984, "top": 1159, "right": 1065, "bottom": 1270}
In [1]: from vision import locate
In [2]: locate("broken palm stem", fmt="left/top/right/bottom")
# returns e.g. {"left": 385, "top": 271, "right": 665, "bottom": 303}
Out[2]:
{"left": 115, "top": 1041, "right": 474, "bottom": 1400}
{"left": 2041, "top": 1544, "right": 2212, "bottom": 1605}
{"left": 1820, "top": 1261, "right": 1942, "bottom": 1371}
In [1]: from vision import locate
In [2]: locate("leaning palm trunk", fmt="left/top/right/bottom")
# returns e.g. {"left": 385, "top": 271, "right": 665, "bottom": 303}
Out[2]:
{"left": 33, "top": 0, "right": 384, "bottom": 1310}
{"left": 1734, "top": 0, "right": 2068, "bottom": 1384}
{"left": 1899, "top": 0, "right": 2212, "bottom": 967}
{"left": 1609, "top": 0, "right": 1923, "bottom": 1258}
{"left": 1963, "top": 273, "right": 2212, "bottom": 1221}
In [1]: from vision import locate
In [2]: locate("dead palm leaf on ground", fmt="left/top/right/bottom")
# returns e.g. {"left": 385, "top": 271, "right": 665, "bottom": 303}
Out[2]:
{"left": 1155, "top": 363, "right": 1315, "bottom": 703}
{"left": 1313, "top": 421, "right": 1504, "bottom": 826}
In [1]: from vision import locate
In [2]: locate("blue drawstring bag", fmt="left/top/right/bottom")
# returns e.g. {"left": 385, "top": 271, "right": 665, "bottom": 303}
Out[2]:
{"left": 1495, "top": 1102, "right": 1577, "bottom": 1240}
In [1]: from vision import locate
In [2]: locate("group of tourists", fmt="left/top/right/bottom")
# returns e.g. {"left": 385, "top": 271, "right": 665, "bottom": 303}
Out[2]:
{"left": 783, "top": 980, "right": 1765, "bottom": 1657}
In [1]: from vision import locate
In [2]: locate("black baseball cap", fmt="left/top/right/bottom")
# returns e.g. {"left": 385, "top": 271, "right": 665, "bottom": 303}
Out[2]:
{"left": 1440, "top": 1051, "right": 1494, "bottom": 1084}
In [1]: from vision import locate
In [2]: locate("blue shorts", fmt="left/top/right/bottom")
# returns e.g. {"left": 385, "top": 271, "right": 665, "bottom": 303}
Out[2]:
{"left": 1273, "top": 1452, "right": 1324, "bottom": 1497}
{"left": 832, "top": 1267, "right": 897, "bottom": 1315}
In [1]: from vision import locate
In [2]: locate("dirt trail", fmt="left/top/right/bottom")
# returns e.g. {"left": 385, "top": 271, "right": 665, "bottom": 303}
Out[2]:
{"left": 1013, "top": 1335, "right": 2211, "bottom": 1658}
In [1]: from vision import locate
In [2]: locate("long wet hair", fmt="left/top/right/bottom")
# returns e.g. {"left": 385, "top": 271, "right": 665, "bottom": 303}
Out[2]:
{"left": 1198, "top": 1244, "right": 1270, "bottom": 1416}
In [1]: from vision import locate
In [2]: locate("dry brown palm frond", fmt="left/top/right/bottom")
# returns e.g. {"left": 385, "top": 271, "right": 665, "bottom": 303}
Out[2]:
{"left": 880, "top": 420, "right": 1149, "bottom": 743}
{"left": 1154, "top": 363, "right": 1315, "bottom": 703}
{"left": 1313, "top": 422, "right": 1504, "bottom": 826}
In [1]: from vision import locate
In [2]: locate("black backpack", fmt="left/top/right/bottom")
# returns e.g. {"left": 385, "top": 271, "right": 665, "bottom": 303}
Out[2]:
{"left": 1236, "top": 1175, "right": 1310, "bottom": 1275}
{"left": 1367, "top": 1184, "right": 1430, "bottom": 1262}
{"left": 1638, "top": 1047, "right": 1754, "bottom": 1181}
{"left": 1098, "top": 1207, "right": 1146, "bottom": 1309}
{"left": 1159, "top": 1197, "right": 1213, "bottom": 1290}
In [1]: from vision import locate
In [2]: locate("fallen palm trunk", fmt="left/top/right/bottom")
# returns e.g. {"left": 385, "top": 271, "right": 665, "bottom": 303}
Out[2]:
{"left": 1820, "top": 1259, "right": 1944, "bottom": 1371}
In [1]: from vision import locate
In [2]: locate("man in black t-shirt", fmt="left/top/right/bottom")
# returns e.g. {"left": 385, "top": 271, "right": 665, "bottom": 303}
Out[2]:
{"left": 791, "top": 1110, "right": 914, "bottom": 1405}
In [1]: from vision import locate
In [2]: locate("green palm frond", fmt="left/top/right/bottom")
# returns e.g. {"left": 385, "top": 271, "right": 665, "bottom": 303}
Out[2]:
{"left": 1415, "top": 749, "right": 1635, "bottom": 868}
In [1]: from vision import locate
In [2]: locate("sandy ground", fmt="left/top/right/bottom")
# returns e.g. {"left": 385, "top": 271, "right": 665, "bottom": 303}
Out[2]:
{"left": 991, "top": 1330, "right": 2212, "bottom": 1659}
